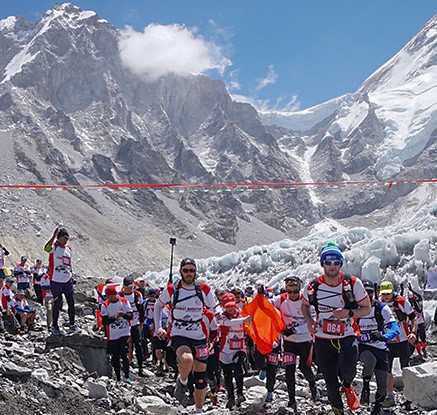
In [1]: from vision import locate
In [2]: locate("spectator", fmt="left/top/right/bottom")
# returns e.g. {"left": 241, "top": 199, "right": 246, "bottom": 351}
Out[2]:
{"left": 0, "top": 243, "right": 10, "bottom": 288}
{"left": 11, "top": 289, "right": 36, "bottom": 332}
{"left": 14, "top": 256, "right": 31, "bottom": 291}
{"left": 32, "top": 258, "right": 46, "bottom": 305}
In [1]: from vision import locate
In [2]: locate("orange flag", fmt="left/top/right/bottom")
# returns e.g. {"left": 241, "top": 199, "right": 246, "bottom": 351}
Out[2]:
{"left": 242, "top": 294, "right": 285, "bottom": 355}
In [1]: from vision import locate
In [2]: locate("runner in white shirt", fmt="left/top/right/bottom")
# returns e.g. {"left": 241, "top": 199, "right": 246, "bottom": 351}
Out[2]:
{"left": 44, "top": 226, "right": 79, "bottom": 335}
{"left": 378, "top": 280, "right": 417, "bottom": 409}
{"left": 357, "top": 279, "right": 399, "bottom": 414}
{"left": 271, "top": 276, "right": 318, "bottom": 412}
{"left": 301, "top": 242, "right": 371, "bottom": 415}
{"left": 154, "top": 258, "right": 217, "bottom": 414}
{"left": 120, "top": 276, "right": 145, "bottom": 377}
{"left": 101, "top": 285, "right": 133, "bottom": 382}
{"left": 218, "top": 292, "right": 252, "bottom": 409}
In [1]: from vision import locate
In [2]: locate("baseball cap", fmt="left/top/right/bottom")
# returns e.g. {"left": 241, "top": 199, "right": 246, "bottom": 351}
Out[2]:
{"left": 36, "top": 258, "right": 42, "bottom": 263}
{"left": 105, "top": 286, "right": 118, "bottom": 296}
{"left": 16, "top": 289, "right": 26, "bottom": 296}
{"left": 180, "top": 258, "right": 196, "bottom": 268}
{"left": 362, "top": 279, "right": 375, "bottom": 292}
{"left": 57, "top": 228, "right": 69, "bottom": 239}
{"left": 221, "top": 292, "right": 237, "bottom": 308}
{"left": 21, "top": 256, "right": 27, "bottom": 262}
{"left": 123, "top": 276, "right": 134, "bottom": 286}
{"left": 379, "top": 281, "right": 394, "bottom": 295}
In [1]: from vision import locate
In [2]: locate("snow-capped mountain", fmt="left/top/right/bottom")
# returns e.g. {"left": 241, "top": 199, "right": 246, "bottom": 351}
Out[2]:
{"left": 261, "top": 15, "right": 437, "bottom": 182}
{"left": 0, "top": 4, "right": 435, "bottom": 276}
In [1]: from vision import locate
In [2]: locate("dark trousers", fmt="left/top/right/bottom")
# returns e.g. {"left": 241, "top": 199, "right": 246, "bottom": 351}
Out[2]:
{"left": 51, "top": 280, "right": 75, "bottom": 328}
{"left": 131, "top": 325, "right": 143, "bottom": 371}
{"left": 34, "top": 284, "right": 43, "bottom": 305}
{"left": 254, "top": 346, "right": 280, "bottom": 393}
{"left": 283, "top": 341, "right": 316, "bottom": 403}
{"left": 107, "top": 336, "right": 130, "bottom": 380}
{"left": 221, "top": 352, "right": 245, "bottom": 399}
{"left": 315, "top": 336, "right": 358, "bottom": 410}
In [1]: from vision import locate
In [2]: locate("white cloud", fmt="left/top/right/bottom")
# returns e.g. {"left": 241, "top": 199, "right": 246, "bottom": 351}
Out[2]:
{"left": 118, "top": 24, "right": 231, "bottom": 81}
{"left": 232, "top": 93, "right": 301, "bottom": 113}
{"left": 227, "top": 69, "right": 241, "bottom": 91}
{"left": 255, "top": 64, "right": 278, "bottom": 91}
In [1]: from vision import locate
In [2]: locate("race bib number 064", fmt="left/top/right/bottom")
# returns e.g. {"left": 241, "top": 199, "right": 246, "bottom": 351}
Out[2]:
{"left": 322, "top": 319, "right": 345, "bottom": 336}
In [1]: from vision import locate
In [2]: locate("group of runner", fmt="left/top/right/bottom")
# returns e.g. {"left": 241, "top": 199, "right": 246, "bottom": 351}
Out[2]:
{"left": 1, "top": 233, "right": 429, "bottom": 415}
{"left": 98, "top": 242, "right": 428, "bottom": 415}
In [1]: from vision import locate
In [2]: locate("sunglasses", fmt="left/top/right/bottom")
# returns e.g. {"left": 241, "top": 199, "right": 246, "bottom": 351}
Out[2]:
{"left": 181, "top": 268, "right": 196, "bottom": 273}
{"left": 323, "top": 260, "right": 341, "bottom": 266}
{"left": 287, "top": 289, "right": 300, "bottom": 294}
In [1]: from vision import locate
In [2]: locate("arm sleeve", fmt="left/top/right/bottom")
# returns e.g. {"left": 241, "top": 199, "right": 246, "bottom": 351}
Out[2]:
{"left": 221, "top": 316, "right": 247, "bottom": 327}
{"left": 153, "top": 299, "right": 164, "bottom": 331}
{"left": 44, "top": 243, "right": 52, "bottom": 253}
{"left": 101, "top": 315, "right": 116, "bottom": 325}
{"left": 383, "top": 321, "right": 400, "bottom": 342}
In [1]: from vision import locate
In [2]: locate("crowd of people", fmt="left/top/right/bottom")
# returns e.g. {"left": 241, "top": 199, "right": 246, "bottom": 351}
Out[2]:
{"left": 0, "top": 233, "right": 432, "bottom": 415}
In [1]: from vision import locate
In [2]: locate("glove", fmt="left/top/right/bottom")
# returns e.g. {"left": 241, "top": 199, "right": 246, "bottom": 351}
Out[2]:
{"left": 257, "top": 285, "right": 265, "bottom": 294}
{"left": 369, "top": 331, "right": 386, "bottom": 342}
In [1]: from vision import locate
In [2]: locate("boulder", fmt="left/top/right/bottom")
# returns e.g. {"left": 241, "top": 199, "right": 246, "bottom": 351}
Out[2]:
{"left": 0, "top": 361, "right": 32, "bottom": 381}
{"left": 45, "top": 333, "right": 111, "bottom": 376}
{"left": 135, "top": 396, "right": 179, "bottom": 414}
{"left": 245, "top": 385, "right": 266, "bottom": 412}
{"left": 86, "top": 378, "right": 108, "bottom": 399}
{"left": 403, "top": 361, "right": 437, "bottom": 410}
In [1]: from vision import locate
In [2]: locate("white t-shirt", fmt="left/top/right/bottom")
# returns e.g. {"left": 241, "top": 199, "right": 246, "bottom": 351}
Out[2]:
{"left": 218, "top": 310, "right": 247, "bottom": 364}
{"left": 100, "top": 297, "right": 133, "bottom": 341}
{"left": 271, "top": 294, "right": 314, "bottom": 343}
{"left": 48, "top": 242, "right": 73, "bottom": 283}
{"left": 121, "top": 290, "right": 143, "bottom": 327}
{"left": 302, "top": 273, "right": 368, "bottom": 340}
{"left": 157, "top": 281, "right": 217, "bottom": 340}
{"left": 357, "top": 301, "right": 396, "bottom": 349}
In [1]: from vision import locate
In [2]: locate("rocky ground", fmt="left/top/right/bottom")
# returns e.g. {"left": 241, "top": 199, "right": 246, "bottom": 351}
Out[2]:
{"left": 1, "top": 287, "right": 436, "bottom": 415}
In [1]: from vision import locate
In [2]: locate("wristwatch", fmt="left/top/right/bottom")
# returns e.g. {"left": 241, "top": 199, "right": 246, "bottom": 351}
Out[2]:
{"left": 348, "top": 309, "right": 354, "bottom": 318}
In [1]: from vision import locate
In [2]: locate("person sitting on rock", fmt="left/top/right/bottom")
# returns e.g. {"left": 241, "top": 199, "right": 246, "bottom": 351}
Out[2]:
{"left": 1, "top": 276, "right": 21, "bottom": 334}
{"left": 11, "top": 289, "right": 36, "bottom": 332}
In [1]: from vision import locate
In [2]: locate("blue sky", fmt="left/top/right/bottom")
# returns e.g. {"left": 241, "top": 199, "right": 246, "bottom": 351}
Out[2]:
{"left": 2, "top": 1, "right": 436, "bottom": 111}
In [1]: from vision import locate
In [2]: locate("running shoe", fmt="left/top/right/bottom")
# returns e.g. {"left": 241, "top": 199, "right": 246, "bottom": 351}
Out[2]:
{"left": 258, "top": 370, "right": 266, "bottom": 380}
{"left": 174, "top": 377, "right": 188, "bottom": 406}
{"left": 310, "top": 383, "right": 320, "bottom": 401}
{"left": 382, "top": 395, "right": 395, "bottom": 408}
{"left": 68, "top": 325, "right": 81, "bottom": 334}
{"left": 360, "top": 386, "right": 370, "bottom": 406}
{"left": 226, "top": 398, "right": 236, "bottom": 409}
{"left": 342, "top": 384, "right": 359, "bottom": 410}
{"left": 265, "top": 392, "right": 273, "bottom": 402}
{"left": 51, "top": 327, "right": 64, "bottom": 336}
{"left": 237, "top": 394, "right": 246, "bottom": 404}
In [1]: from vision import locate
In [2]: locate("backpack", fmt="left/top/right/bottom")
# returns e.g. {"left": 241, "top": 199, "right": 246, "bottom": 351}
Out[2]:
{"left": 357, "top": 299, "right": 385, "bottom": 331}
{"left": 307, "top": 273, "right": 358, "bottom": 314}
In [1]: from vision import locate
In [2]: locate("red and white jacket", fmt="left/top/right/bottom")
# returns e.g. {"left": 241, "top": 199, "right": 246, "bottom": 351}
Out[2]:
{"left": 218, "top": 308, "right": 247, "bottom": 364}
{"left": 48, "top": 242, "right": 73, "bottom": 283}
{"left": 100, "top": 297, "right": 132, "bottom": 341}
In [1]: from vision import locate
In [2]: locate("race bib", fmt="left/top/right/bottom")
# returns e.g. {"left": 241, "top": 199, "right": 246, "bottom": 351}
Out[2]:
{"left": 267, "top": 353, "right": 279, "bottom": 366}
{"left": 358, "top": 332, "right": 372, "bottom": 343}
{"left": 62, "top": 256, "right": 71, "bottom": 266}
{"left": 194, "top": 345, "right": 209, "bottom": 360}
{"left": 229, "top": 339, "right": 244, "bottom": 350}
{"left": 322, "top": 319, "right": 345, "bottom": 336}
{"left": 282, "top": 352, "right": 297, "bottom": 365}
